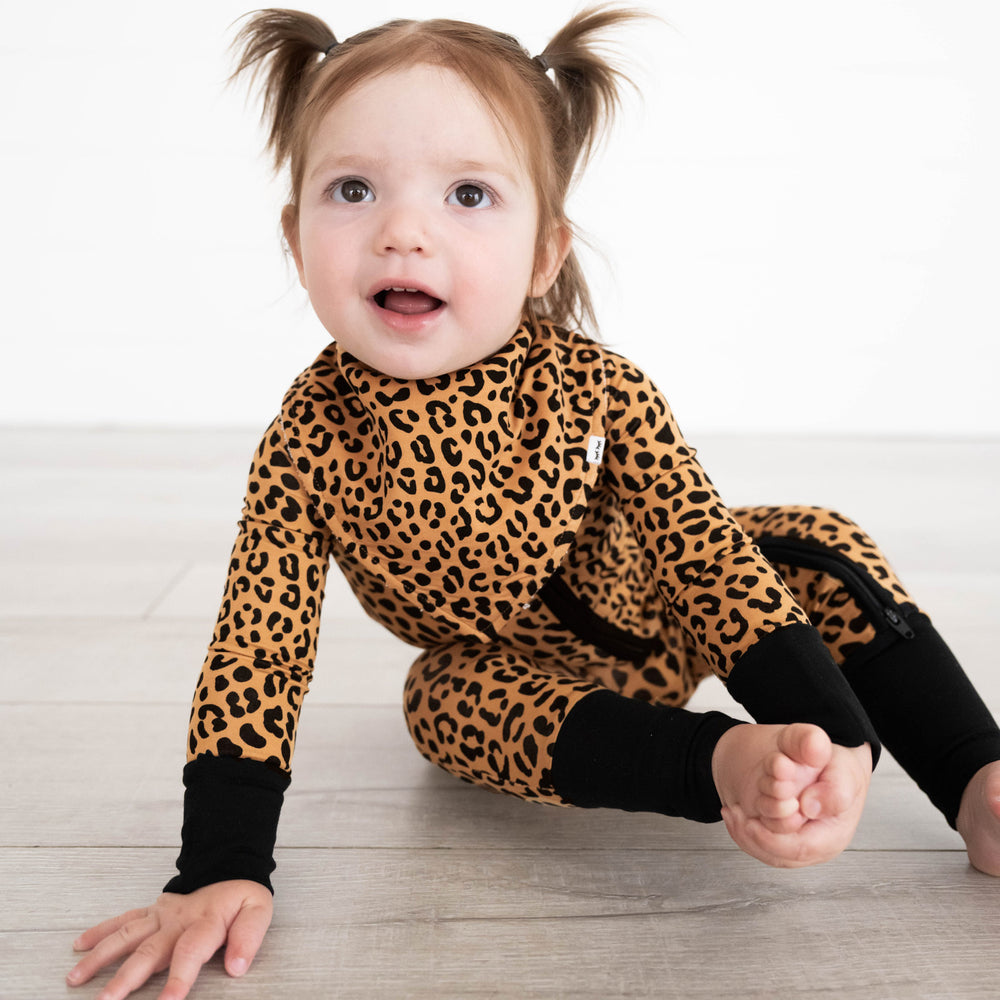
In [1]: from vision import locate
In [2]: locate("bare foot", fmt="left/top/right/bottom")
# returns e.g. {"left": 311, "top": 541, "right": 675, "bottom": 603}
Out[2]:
{"left": 956, "top": 761, "right": 1000, "bottom": 876}
{"left": 712, "top": 722, "right": 871, "bottom": 868}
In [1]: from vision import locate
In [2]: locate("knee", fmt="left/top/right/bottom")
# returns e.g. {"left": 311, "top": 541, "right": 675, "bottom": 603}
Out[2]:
{"left": 402, "top": 641, "right": 513, "bottom": 760}
{"left": 403, "top": 642, "right": 469, "bottom": 728}
{"left": 737, "top": 504, "right": 878, "bottom": 553}
{"left": 403, "top": 644, "right": 464, "bottom": 767}
{"left": 742, "top": 504, "right": 915, "bottom": 602}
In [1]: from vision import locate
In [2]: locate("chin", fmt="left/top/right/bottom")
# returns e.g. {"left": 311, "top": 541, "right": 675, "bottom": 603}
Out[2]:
{"left": 360, "top": 352, "right": 454, "bottom": 381}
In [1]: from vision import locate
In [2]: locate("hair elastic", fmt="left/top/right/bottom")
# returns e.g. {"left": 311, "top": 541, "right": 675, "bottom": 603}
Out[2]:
{"left": 323, "top": 39, "right": 339, "bottom": 58}
{"left": 533, "top": 53, "right": 551, "bottom": 73}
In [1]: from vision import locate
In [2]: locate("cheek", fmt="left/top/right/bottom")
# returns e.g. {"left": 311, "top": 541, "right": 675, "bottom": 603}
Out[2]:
{"left": 300, "top": 227, "right": 352, "bottom": 287}
{"left": 475, "top": 221, "right": 540, "bottom": 294}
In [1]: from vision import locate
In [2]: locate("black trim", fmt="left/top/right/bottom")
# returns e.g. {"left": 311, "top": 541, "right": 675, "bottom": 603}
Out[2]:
{"left": 726, "top": 623, "right": 882, "bottom": 765}
{"left": 549, "top": 689, "right": 744, "bottom": 822}
{"left": 756, "top": 536, "right": 915, "bottom": 639}
{"left": 538, "top": 570, "right": 659, "bottom": 664}
{"left": 163, "top": 755, "right": 289, "bottom": 895}
{"left": 841, "top": 612, "right": 1000, "bottom": 827}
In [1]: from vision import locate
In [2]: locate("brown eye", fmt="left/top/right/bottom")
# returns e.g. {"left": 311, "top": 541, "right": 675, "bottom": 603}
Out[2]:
{"left": 448, "top": 184, "right": 492, "bottom": 208}
{"left": 333, "top": 178, "right": 373, "bottom": 203}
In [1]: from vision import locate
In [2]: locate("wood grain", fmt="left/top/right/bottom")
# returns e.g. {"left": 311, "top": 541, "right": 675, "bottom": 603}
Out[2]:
{"left": 7, "top": 849, "right": 997, "bottom": 1000}
{"left": 4, "top": 429, "right": 998, "bottom": 1000}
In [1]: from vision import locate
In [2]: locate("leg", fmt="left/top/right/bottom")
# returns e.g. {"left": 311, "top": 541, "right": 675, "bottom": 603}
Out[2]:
{"left": 523, "top": 511, "right": 873, "bottom": 863}
{"left": 735, "top": 504, "right": 1000, "bottom": 872}
{"left": 404, "top": 603, "right": 869, "bottom": 867}
{"left": 403, "top": 637, "right": 741, "bottom": 822}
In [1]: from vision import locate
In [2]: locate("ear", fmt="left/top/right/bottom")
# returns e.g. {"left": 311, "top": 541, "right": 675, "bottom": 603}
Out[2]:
{"left": 281, "top": 204, "right": 307, "bottom": 288}
{"left": 529, "top": 224, "right": 572, "bottom": 298}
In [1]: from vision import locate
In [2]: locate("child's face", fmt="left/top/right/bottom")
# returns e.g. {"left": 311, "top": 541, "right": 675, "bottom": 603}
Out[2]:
{"left": 285, "top": 64, "right": 565, "bottom": 379}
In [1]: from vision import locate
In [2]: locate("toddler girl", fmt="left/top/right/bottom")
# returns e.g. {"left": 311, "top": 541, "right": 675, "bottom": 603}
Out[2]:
{"left": 68, "top": 7, "right": 1000, "bottom": 999}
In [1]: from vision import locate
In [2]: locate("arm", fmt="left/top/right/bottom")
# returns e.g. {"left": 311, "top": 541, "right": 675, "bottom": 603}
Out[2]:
{"left": 601, "top": 356, "right": 879, "bottom": 757}
{"left": 172, "top": 416, "right": 333, "bottom": 891}
{"left": 69, "top": 418, "right": 333, "bottom": 998}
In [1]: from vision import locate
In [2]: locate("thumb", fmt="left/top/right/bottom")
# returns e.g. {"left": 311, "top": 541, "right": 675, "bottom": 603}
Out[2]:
{"left": 224, "top": 897, "right": 273, "bottom": 978}
{"left": 801, "top": 755, "right": 864, "bottom": 821}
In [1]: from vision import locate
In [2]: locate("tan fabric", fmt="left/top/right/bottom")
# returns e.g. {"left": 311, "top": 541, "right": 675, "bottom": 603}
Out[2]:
{"left": 279, "top": 321, "right": 606, "bottom": 639}
{"left": 184, "top": 318, "right": 916, "bottom": 789}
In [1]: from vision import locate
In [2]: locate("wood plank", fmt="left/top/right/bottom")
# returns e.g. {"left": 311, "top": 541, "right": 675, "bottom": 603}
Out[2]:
{"left": 0, "top": 560, "right": 189, "bottom": 619}
{"left": 5, "top": 429, "right": 999, "bottom": 1000}
{"left": 0, "top": 617, "right": 415, "bottom": 705}
{"left": 4, "top": 704, "right": 966, "bottom": 854}
{"left": 695, "top": 436, "right": 1000, "bottom": 576}
{"left": 6, "top": 848, "right": 996, "bottom": 1000}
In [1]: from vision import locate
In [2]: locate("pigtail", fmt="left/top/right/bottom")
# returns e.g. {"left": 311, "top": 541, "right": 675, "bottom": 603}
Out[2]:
{"left": 532, "top": 5, "right": 649, "bottom": 334}
{"left": 537, "top": 5, "right": 645, "bottom": 174}
{"left": 229, "top": 9, "right": 337, "bottom": 171}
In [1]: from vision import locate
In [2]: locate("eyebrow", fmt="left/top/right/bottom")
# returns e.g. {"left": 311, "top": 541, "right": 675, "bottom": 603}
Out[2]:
{"left": 307, "top": 154, "right": 522, "bottom": 187}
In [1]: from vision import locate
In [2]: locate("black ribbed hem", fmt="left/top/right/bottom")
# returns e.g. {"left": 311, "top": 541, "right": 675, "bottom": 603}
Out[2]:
{"left": 841, "top": 612, "right": 1000, "bottom": 827}
{"left": 726, "top": 623, "right": 882, "bottom": 767}
{"left": 548, "top": 690, "right": 743, "bottom": 823}
{"left": 163, "top": 755, "right": 290, "bottom": 895}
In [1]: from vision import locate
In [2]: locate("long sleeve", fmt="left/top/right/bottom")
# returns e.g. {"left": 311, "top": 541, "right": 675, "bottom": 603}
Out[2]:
{"left": 601, "top": 355, "right": 879, "bottom": 756}
{"left": 166, "top": 418, "right": 333, "bottom": 893}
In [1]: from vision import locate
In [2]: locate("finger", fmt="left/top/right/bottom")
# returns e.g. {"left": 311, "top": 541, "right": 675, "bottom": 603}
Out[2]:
{"left": 755, "top": 803, "right": 809, "bottom": 837}
{"left": 745, "top": 815, "right": 848, "bottom": 868}
{"left": 756, "top": 791, "right": 799, "bottom": 821}
{"left": 802, "top": 759, "right": 866, "bottom": 820}
{"left": 67, "top": 914, "right": 160, "bottom": 987}
{"left": 800, "top": 791, "right": 823, "bottom": 819}
{"left": 224, "top": 898, "right": 273, "bottom": 978}
{"left": 778, "top": 723, "right": 832, "bottom": 771}
{"left": 763, "top": 750, "right": 799, "bottom": 783}
{"left": 93, "top": 931, "right": 178, "bottom": 1000}
{"left": 756, "top": 814, "right": 809, "bottom": 837}
{"left": 757, "top": 771, "right": 803, "bottom": 804}
{"left": 156, "top": 920, "right": 229, "bottom": 1000}
{"left": 738, "top": 819, "right": 817, "bottom": 868}
{"left": 73, "top": 908, "right": 150, "bottom": 953}
{"left": 722, "top": 806, "right": 792, "bottom": 867}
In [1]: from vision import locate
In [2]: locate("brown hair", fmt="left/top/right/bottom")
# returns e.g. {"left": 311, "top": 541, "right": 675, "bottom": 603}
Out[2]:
{"left": 230, "top": 6, "right": 647, "bottom": 334}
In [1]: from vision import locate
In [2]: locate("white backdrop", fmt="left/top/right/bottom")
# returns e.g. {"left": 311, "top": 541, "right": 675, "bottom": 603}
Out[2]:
{"left": 3, "top": 1, "right": 998, "bottom": 435}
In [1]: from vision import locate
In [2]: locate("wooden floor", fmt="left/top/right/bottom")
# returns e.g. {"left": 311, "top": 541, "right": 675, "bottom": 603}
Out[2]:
{"left": 4, "top": 427, "right": 1000, "bottom": 999}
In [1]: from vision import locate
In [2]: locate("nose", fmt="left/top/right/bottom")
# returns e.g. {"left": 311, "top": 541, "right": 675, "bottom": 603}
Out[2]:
{"left": 375, "top": 200, "right": 430, "bottom": 256}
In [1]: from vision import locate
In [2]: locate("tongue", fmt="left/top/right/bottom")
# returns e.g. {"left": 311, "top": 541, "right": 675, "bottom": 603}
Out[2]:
{"left": 382, "top": 290, "right": 440, "bottom": 315}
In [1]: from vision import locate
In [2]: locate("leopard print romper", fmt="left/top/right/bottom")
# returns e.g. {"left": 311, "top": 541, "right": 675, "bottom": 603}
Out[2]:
{"left": 185, "top": 321, "right": 917, "bottom": 806}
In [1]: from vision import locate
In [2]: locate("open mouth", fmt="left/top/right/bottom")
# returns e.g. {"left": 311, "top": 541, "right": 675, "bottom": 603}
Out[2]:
{"left": 373, "top": 286, "right": 445, "bottom": 316}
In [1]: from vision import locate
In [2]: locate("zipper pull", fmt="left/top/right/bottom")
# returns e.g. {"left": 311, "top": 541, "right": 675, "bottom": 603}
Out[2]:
{"left": 884, "top": 606, "right": 915, "bottom": 639}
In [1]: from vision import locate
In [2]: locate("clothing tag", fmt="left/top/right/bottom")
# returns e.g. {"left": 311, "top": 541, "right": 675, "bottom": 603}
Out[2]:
{"left": 586, "top": 435, "right": 606, "bottom": 465}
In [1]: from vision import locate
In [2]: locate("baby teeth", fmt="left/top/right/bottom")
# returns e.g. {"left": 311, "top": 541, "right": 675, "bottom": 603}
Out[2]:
{"left": 389, "top": 286, "right": 419, "bottom": 293}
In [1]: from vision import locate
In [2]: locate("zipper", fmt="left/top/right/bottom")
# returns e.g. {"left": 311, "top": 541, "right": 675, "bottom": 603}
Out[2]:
{"left": 756, "top": 536, "right": 915, "bottom": 640}
{"left": 538, "top": 571, "right": 659, "bottom": 664}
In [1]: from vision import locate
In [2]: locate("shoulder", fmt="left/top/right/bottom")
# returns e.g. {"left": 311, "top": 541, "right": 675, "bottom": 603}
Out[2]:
{"left": 542, "top": 324, "right": 664, "bottom": 399}
{"left": 576, "top": 337, "right": 695, "bottom": 484}
{"left": 589, "top": 342, "right": 681, "bottom": 440}
{"left": 536, "top": 322, "right": 663, "bottom": 399}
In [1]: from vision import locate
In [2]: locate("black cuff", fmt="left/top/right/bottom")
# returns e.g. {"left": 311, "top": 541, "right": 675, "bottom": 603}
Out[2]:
{"left": 726, "top": 623, "right": 882, "bottom": 767}
{"left": 548, "top": 690, "right": 743, "bottom": 823}
{"left": 841, "top": 612, "right": 1000, "bottom": 827}
{"left": 163, "top": 755, "right": 290, "bottom": 895}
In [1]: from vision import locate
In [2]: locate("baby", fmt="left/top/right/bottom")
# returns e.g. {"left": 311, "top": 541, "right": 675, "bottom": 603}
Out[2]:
{"left": 68, "top": 8, "right": 1000, "bottom": 1000}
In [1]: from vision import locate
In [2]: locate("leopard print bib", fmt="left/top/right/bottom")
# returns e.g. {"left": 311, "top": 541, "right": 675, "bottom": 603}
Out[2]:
{"left": 279, "top": 318, "right": 608, "bottom": 639}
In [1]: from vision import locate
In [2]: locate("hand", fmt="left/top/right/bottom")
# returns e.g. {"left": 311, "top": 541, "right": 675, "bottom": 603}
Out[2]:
{"left": 713, "top": 722, "right": 872, "bottom": 868}
{"left": 66, "top": 880, "right": 273, "bottom": 1000}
